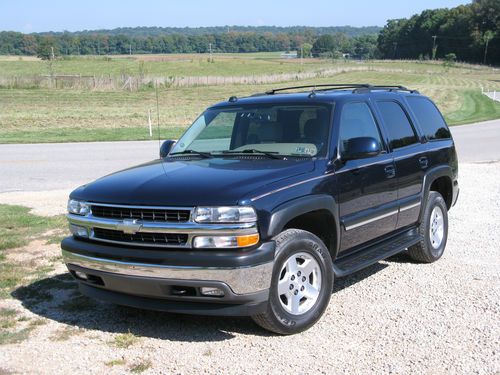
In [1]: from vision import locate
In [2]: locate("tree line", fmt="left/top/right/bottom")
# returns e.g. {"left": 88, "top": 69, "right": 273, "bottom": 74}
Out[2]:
{"left": 377, "top": 0, "right": 499, "bottom": 64}
{"left": 0, "top": 28, "right": 380, "bottom": 59}
{"left": 0, "top": 0, "right": 497, "bottom": 65}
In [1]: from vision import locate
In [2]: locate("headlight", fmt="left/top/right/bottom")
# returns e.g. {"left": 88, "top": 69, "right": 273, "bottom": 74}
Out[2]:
{"left": 67, "top": 199, "right": 90, "bottom": 216}
{"left": 193, "top": 234, "right": 260, "bottom": 248}
{"left": 193, "top": 206, "right": 257, "bottom": 223}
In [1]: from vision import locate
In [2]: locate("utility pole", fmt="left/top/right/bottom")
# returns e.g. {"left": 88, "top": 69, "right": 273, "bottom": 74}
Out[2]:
{"left": 393, "top": 42, "right": 398, "bottom": 59}
{"left": 484, "top": 33, "right": 492, "bottom": 65}
{"left": 51, "top": 46, "right": 55, "bottom": 60}
{"left": 209, "top": 42, "right": 212, "bottom": 62}
{"left": 129, "top": 43, "right": 132, "bottom": 55}
{"left": 301, "top": 45, "right": 303, "bottom": 65}
{"left": 432, "top": 35, "right": 437, "bottom": 60}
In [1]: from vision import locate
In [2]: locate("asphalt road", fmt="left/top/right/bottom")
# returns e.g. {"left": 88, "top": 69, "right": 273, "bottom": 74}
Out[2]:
{"left": 0, "top": 119, "right": 498, "bottom": 193}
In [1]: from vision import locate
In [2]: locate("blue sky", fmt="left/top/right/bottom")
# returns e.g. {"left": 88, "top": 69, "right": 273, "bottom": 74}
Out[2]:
{"left": 1, "top": 0, "right": 470, "bottom": 33}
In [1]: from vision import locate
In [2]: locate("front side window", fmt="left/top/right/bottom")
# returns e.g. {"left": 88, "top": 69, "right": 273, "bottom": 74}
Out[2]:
{"left": 170, "top": 104, "right": 332, "bottom": 157}
{"left": 377, "top": 101, "right": 418, "bottom": 149}
{"left": 339, "top": 102, "right": 383, "bottom": 156}
{"left": 406, "top": 97, "right": 451, "bottom": 140}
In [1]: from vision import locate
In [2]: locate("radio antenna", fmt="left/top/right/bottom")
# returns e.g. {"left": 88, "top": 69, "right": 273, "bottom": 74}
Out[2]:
{"left": 155, "top": 80, "right": 161, "bottom": 151}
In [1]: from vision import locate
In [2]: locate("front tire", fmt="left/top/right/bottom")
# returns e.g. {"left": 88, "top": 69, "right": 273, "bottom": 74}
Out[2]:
{"left": 408, "top": 191, "right": 448, "bottom": 263}
{"left": 252, "top": 229, "right": 334, "bottom": 335}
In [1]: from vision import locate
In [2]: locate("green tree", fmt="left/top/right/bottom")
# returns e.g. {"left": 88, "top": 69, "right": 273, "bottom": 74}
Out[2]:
{"left": 37, "top": 37, "right": 59, "bottom": 60}
{"left": 302, "top": 42, "right": 313, "bottom": 57}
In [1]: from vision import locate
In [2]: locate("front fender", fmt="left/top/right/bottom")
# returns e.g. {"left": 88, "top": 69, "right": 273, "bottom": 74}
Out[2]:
{"left": 266, "top": 194, "right": 340, "bottom": 253}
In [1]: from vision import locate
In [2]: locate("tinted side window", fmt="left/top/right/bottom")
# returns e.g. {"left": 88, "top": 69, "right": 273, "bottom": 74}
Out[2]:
{"left": 406, "top": 97, "right": 451, "bottom": 140}
{"left": 339, "top": 102, "right": 382, "bottom": 155}
{"left": 377, "top": 101, "right": 418, "bottom": 149}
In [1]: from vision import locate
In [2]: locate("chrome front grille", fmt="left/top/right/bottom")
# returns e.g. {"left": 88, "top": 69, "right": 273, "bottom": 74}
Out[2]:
{"left": 67, "top": 202, "right": 258, "bottom": 249}
{"left": 93, "top": 227, "right": 188, "bottom": 246}
{"left": 91, "top": 205, "right": 191, "bottom": 223}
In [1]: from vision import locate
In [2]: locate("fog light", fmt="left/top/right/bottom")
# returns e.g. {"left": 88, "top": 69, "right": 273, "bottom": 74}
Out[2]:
{"left": 200, "top": 287, "right": 224, "bottom": 297}
{"left": 193, "top": 233, "right": 259, "bottom": 248}
{"left": 74, "top": 271, "right": 88, "bottom": 280}
{"left": 69, "top": 224, "right": 88, "bottom": 238}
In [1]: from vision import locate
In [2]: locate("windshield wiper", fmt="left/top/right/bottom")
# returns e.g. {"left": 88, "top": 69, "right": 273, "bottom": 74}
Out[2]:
{"left": 169, "top": 149, "right": 212, "bottom": 159}
{"left": 221, "top": 149, "right": 282, "bottom": 159}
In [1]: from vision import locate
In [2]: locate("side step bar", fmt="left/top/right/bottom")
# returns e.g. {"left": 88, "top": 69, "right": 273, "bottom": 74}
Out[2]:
{"left": 333, "top": 228, "right": 422, "bottom": 278}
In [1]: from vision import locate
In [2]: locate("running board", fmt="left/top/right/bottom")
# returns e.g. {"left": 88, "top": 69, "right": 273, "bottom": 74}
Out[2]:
{"left": 333, "top": 228, "right": 422, "bottom": 278}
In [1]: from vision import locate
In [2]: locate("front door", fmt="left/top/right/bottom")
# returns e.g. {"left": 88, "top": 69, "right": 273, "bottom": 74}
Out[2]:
{"left": 336, "top": 101, "right": 398, "bottom": 252}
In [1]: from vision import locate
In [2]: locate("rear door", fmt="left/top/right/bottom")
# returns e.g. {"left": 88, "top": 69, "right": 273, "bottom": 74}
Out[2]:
{"left": 374, "top": 100, "right": 425, "bottom": 229}
{"left": 336, "top": 101, "right": 398, "bottom": 252}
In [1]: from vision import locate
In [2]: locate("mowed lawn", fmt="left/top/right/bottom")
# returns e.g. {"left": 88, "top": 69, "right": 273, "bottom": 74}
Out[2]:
{"left": 0, "top": 56, "right": 499, "bottom": 143}
{"left": 0, "top": 53, "right": 333, "bottom": 77}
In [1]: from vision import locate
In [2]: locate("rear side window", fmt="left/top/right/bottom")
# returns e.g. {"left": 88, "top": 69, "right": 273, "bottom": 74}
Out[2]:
{"left": 406, "top": 97, "right": 451, "bottom": 140}
{"left": 339, "top": 102, "right": 383, "bottom": 155}
{"left": 377, "top": 101, "right": 418, "bottom": 149}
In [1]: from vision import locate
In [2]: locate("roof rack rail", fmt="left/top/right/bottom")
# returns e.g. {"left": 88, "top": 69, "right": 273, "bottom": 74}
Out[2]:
{"left": 263, "top": 84, "right": 419, "bottom": 95}
{"left": 265, "top": 84, "right": 370, "bottom": 95}
{"left": 353, "top": 85, "right": 419, "bottom": 94}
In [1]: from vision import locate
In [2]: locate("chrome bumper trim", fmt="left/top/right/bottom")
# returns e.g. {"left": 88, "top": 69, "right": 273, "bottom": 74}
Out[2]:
{"left": 62, "top": 250, "right": 273, "bottom": 295}
{"left": 67, "top": 214, "right": 258, "bottom": 248}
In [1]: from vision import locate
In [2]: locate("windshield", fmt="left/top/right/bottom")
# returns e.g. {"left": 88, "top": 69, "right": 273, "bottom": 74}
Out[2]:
{"left": 170, "top": 104, "right": 332, "bottom": 157}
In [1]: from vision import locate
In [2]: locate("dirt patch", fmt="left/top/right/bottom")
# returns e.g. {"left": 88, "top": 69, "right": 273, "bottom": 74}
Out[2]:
{"left": 0, "top": 190, "right": 70, "bottom": 217}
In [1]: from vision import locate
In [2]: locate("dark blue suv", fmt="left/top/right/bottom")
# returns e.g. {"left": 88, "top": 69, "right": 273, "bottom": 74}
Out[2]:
{"left": 62, "top": 84, "right": 459, "bottom": 334}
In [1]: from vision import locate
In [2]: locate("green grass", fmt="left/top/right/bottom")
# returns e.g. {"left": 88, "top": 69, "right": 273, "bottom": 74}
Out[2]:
{"left": 0, "top": 204, "right": 66, "bottom": 252}
{"left": 130, "top": 360, "right": 152, "bottom": 374}
{"left": 111, "top": 332, "right": 139, "bottom": 349}
{"left": 50, "top": 326, "right": 81, "bottom": 341}
{"left": 105, "top": 359, "right": 127, "bottom": 367}
{"left": 0, "top": 53, "right": 330, "bottom": 77}
{"left": 0, "top": 308, "right": 18, "bottom": 329}
{"left": 0, "top": 204, "right": 68, "bottom": 298}
{"left": 0, "top": 327, "right": 34, "bottom": 345}
{"left": 444, "top": 90, "right": 500, "bottom": 125}
{"left": 0, "top": 55, "right": 498, "bottom": 144}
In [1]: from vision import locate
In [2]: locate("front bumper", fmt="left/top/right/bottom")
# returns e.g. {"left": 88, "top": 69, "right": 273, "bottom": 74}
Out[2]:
{"left": 61, "top": 237, "right": 275, "bottom": 316}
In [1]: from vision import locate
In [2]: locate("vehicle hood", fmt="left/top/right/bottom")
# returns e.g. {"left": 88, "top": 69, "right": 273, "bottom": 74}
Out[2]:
{"left": 71, "top": 157, "right": 315, "bottom": 206}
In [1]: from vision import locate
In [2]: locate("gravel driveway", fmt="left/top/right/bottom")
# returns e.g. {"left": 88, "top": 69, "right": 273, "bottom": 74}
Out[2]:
{"left": 0, "top": 161, "right": 498, "bottom": 374}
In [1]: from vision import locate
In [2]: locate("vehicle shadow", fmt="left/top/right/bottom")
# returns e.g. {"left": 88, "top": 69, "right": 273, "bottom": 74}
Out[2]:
{"left": 13, "top": 260, "right": 397, "bottom": 341}
{"left": 333, "top": 262, "right": 388, "bottom": 293}
{"left": 12, "top": 273, "right": 271, "bottom": 342}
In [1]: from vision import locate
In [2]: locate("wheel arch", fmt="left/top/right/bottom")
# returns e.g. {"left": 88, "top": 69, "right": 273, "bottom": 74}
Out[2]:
{"left": 267, "top": 195, "right": 340, "bottom": 260}
{"left": 420, "top": 165, "right": 454, "bottom": 222}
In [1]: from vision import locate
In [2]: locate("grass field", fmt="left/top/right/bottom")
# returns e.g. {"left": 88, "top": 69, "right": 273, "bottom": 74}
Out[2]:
{"left": 0, "top": 53, "right": 333, "bottom": 77}
{"left": 0, "top": 54, "right": 499, "bottom": 143}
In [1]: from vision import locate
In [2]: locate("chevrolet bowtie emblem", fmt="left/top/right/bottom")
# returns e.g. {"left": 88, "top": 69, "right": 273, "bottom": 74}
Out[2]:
{"left": 116, "top": 219, "right": 143, "bottom": 234}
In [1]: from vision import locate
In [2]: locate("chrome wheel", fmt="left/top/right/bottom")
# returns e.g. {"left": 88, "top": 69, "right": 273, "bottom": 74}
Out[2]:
{"left": 277, "top": 252, "right": 322, "bottom": 315}
{"left": 429, "top": 206, "right": 445, "bottom": 250}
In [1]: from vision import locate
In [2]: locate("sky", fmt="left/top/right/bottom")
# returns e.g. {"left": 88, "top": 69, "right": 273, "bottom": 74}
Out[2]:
{"left": 1, "top": 0, "right": 471, "bottom": 33}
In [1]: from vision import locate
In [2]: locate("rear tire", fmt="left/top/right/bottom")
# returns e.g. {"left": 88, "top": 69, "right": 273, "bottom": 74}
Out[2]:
{"left": 408, "top": 191, "right": 448, "bottom": 263}
{"left": 252, "top": 229, "right": 333, "bottom": 335}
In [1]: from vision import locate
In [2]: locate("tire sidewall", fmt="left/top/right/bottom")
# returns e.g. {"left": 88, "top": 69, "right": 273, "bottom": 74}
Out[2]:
{"left": 422, "top": 192, "right": 448, "bottom": 260}
{"left": 267, "top": 230, "right": 333, "bottom": 333}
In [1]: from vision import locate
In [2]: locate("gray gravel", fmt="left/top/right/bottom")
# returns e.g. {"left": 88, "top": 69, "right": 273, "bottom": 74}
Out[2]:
{"left": 0, "top": 161, "right": 498, "bottom": 374}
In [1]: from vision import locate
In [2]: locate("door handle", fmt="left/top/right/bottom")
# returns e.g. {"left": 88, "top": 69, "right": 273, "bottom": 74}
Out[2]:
{"left": 384, "top": 165, "right": 396, "bottom": 179}
{"left": 419, "top": 156, "right": 429, "bottom": 169}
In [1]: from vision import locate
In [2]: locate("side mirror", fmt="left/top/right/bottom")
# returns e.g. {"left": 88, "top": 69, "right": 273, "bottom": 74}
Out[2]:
{"left": 342, "top": 137, "right": 381, "bottom": 160}
{"left": 160, "top": 140, "right": 176, "bottom": 158}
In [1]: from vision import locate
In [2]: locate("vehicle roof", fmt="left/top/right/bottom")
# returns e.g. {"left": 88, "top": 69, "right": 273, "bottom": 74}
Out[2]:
{"left": 209, "top": 88, "right": 427, "bottom": 109}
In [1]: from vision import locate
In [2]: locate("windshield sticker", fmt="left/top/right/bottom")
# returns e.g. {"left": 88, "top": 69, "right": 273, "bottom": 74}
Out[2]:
{"left": 295, "top": 146, "right": 316, "bottom": 155}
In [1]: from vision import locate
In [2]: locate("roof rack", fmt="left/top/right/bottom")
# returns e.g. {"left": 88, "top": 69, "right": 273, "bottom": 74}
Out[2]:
{"left": 263, "top": 84, "right": 419, "bottom": 95}
{"left": 265, "top": 84, "right": 370, "bottom": 95}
